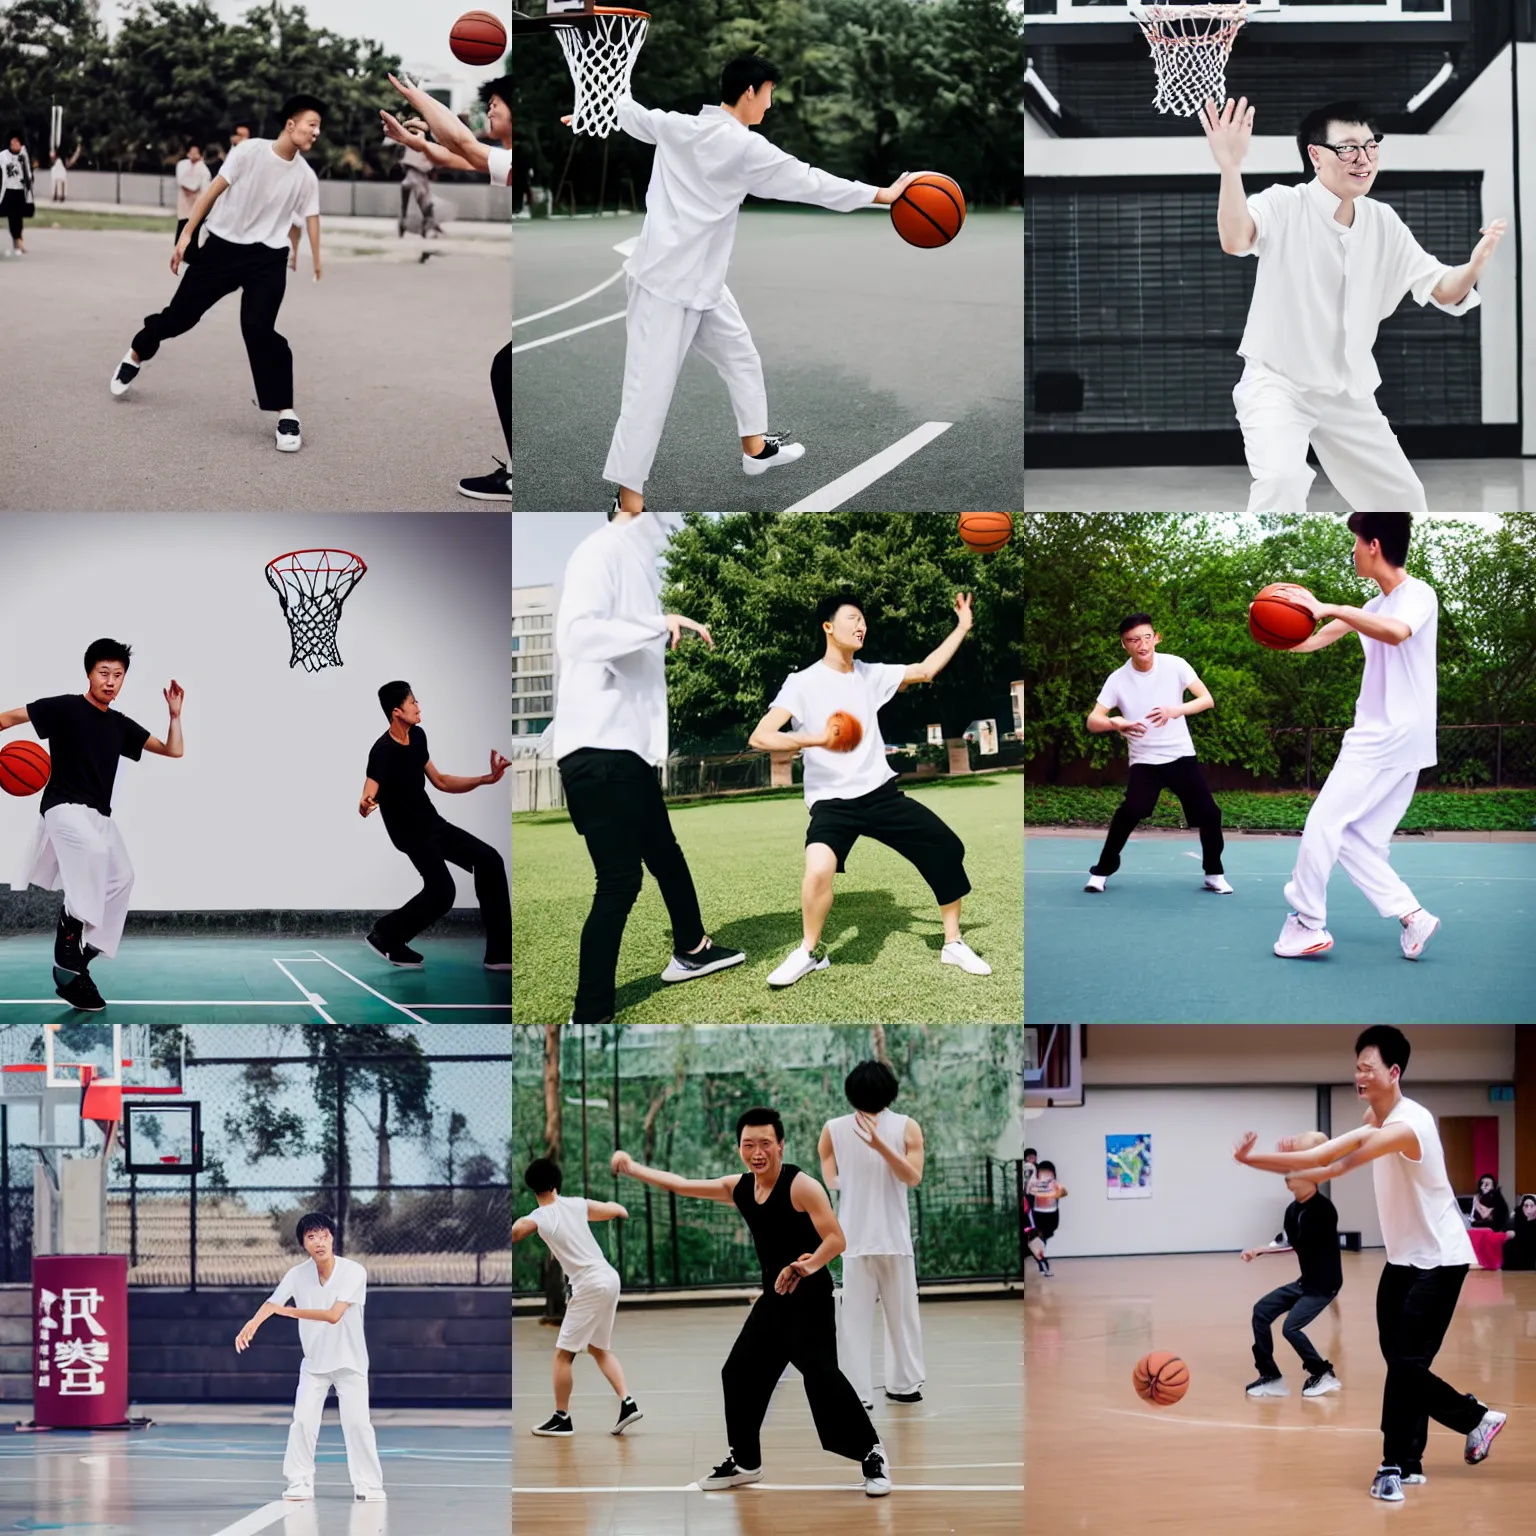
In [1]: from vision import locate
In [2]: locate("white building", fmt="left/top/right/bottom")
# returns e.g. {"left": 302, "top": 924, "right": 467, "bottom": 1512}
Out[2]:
{"left": 512, "top": 584, "right": 557, "bottom": 752}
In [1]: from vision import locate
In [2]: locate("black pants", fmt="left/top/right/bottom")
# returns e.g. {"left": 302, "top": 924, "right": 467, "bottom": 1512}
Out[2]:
{"left": 3, "top": 195, "right": 23, "bottom": 241}
{"left": 558, "top": 748, "right": 705, "bottom": 1022}
{"left": 373, "top": 819, "right": 509, "bottom": 963}
{"left": 1376, "top": 1262, "right": 1485, "bottom": 1472}
{"left": 1091, "top": 756, "right": 1224, "bottom": 877}
{"left": 806, "top": 779, "right": 971, "bottom": 905}
{"left": 132, "top": 231, "right": 293, "bottom": 410}
{"left": 173, "top": 216, "right": 200, "bottom": 264}
{"left": 492, "top": 341, "right": 510, "bottom": 453}
{"left": 1251, "top": 1281, "right": 1336, "bottom": 1377}
{"left": 723, "top": 1290, "right": 877, "bottom": 1470}
{"left": 1033, "top": 1210, "right": 1059, "bottom": 1245}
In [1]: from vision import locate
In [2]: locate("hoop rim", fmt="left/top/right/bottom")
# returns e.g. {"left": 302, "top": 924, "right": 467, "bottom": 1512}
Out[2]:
{"left": 263, "top": 547, "right": 368, "bottom": 575}
{"left": 512, "top": 6, "right": 650, "bottom": 31}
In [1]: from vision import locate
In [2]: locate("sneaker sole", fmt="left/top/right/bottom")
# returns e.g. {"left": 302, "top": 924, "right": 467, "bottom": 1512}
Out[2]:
{"left": 363, "top": 938, "right": 423, "bottom": 969}
{"left": 457, "top": 484, "right": 514, "bottom": 501}
{"left": 941, "top": 954, "right": 992, "bottom": 975}
{"left": 531, "top": 1427, "right": 574, "bottom": 1437}
{"left": 1275, "top": 939, "right": 1333, "bottom": 958}
{"left": 612, "top": 1411, "right": 644, "bottom": 1435}
{"left": 660, "top": 952, "right": 746, "bottom": 984}
{"left": 743, "top": 452, "right": 804, "bottom": 477}
{"left": 1466, "top": 1418, "right": 1504, "bottom": 1464}
{"left": 699, "top": 1474, "right": 761, "bottom": 1489}
{"left": 275, "top": 438, "right": 302, "bottom": 453}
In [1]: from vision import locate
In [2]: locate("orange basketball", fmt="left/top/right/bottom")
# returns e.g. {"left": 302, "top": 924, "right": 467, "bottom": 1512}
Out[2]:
{"left": 1249, "top": 583, "right": 1317, "bottom": 651}
{"left": 958, "top": 512, "right": 1014, "bottom": 553}
{"left": 1133, "top": 1351, "right": 1190, "bottom": 1407}
{"left": 826, "top": 711, "right": 863, "bottom": 753}
{"left": 450, "top": 10, "right": 508, "bottom": 67}
{"left": 0, "top": 740, "right": 51, "bottom": 797}
{"left": 891, "top": 172, "right": 966, "bottom": 248}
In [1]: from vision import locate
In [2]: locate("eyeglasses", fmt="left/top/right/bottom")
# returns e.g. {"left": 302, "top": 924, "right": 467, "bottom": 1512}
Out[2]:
{"left": 1319, "top": 137, "right": 1384, "bottom": 164}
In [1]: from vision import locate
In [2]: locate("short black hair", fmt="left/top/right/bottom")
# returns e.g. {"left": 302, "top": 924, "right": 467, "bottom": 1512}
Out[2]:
{"left": 480, "top": 75, "right": 512, "bottom": 109}
{"left": 1037, "top": 1160, "right": 1056, "bottom": 1175}
{"left": 186, "top": 141, "right": 201, "bottom": 153}
{"left": 1347, "top": 512, "right": 1412, "bottom": 568}
{"left": 233, "top": 122, "right": 252, "bottom": 134}
{"left": 524, "top": 1157, "right": 562, "bottom": 1194}
{"left": 735, "top": 1106, "right": 785, "bottom": 1142}
{"left": 721, "top": 54, "right": 779, "bottom": 107}
{"left": 1023, "top": 1147, "right": 1037, "bottom": 1160}
{"left": 295, "top": 1211, "right": 336, "bottom": 1244}
{"left": 815, "top": 592, "right": 864, "bottom": 631}
{"left": 1118, "top": 612, "right": 1155, "bottom": 636}
{"left": 844, "top": 1060, "right": 899, "bottom": 1113}
{"left": 1297, "top": 100, "right": 1379, "bottom": 175}
{"left": 84, "top": 639, "right": 132, "bottom": 674}
{"left": 1355, "top": 1025, "right": 1410, "bottom": 1079}
{"left": 378, "top": 680, "right": 412, "bottom": 720}
{"left": 281, "top": 94, "right": 327, "bottom": 127}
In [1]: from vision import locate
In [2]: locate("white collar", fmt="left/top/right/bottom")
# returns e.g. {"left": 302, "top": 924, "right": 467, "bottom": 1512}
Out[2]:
{"left": 1303, "top": 174, "right": 1363, "bottom": 230}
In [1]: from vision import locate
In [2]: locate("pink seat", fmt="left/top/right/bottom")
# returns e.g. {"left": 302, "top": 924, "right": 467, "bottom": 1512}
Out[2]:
{"left": 1469, "top": 1227, "right": 1510, "bottom": 1271}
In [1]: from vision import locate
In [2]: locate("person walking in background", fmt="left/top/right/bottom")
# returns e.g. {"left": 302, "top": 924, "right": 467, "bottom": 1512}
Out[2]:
{"left": 174, "top": 143, "right": 211, "bottom": 266}
{"left": 50, "top": 143, "right": 80, "bottom": 203}
{"left": 397, "top": 135, "right": 442, "bottom": 239}
{"left": 0, "top": 131, "right": 34, "bottom": 256}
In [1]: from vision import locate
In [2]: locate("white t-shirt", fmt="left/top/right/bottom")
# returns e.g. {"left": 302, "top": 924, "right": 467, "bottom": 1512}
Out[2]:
{"left": 1235, "top": 177, "right": 1478, "bottom": 398}
{"left": 1026, "top": 1175, "right": 1062, "bottom": 1214}
{"left": 525, "top": 1195, "right": 619, "bottom": 1285}
{"left": 175, "top": 157, "right": 211, "bottom": 219}
{"left": 268, "top": 1256, "right": 370, "bottom": 1374}
{"left": 0, "top": 149, "right": 28, "bottom": 195}
{"left": 1373, "top": 1096, "right": 1476, "bottom": 1269}
{"left": 1097, "top": 654, "right": 1198, "bottom": 766}
{"left": 207, "top": 138, "right": 320, "bottom": 249}
{"left": 770, "top": 658, "right": 907, "bottom": 808}
{"left": 1337, "top": 575, "right": 1438, "bottom": 772}
{"left": 50, "top": 158, "right": 67, "bottom": 187}
{"left": 827, "top": 1111, "right": 914, "bottom": 1258}
{"left": 488, "top": 146, "right": 512, "bottom": 187}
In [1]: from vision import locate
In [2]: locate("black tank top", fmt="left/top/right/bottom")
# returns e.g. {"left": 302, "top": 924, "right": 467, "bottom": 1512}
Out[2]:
{"left": 733, "top": 1163, "right": 832, "bottom": 1300}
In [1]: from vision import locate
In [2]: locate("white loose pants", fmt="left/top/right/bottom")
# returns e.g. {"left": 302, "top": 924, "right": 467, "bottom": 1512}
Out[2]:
{"left": 1233, "top": 362, "right": 1428, "bottom": 516}
{"left": 1284, "top": 759, "right": 1421, "bottom": 929}
{"left": 603, "top": 277, "right": 768, "bottom": 494}
{"left": 837, "top": 1253, "right": 925, "bottom": 1405}
{"left": 25, "top": 804, "right": 134, "bottom": 959}
{"left": 283, "top": 1365, "right": 385, "bottom": 1495}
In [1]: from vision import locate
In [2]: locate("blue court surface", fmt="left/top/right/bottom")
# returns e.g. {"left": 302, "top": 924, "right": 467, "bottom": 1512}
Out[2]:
{"left": 1025, "top": 833, "right": 1536, "bottom": 1024}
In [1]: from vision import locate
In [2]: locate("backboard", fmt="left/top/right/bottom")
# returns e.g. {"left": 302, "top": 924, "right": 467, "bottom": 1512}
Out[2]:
{"left": 1025, "top": 0, "right": 1466, "bottom": 36}
{"left": 1024, "top": 1024, "right": 1083, "bottom": 1110}
{"left": 121, "top": 1100, "right": 203, "bottom": 1175}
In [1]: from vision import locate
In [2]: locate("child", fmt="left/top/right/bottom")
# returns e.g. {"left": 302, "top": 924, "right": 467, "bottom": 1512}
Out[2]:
{"left": 1025, "top": 1160, "right": 1067, "bottom": 1268}
{"left": 1268, "top": 514, "right": 1441, "bottom": 960}
{"left": 1084, "top": 613, "right": 1228, "bottom": 895}
{"left": 513, "top": 1158, "right": 642, "bottom": 1438}
{"left": 1243, "top": 1131, "right": 1342, "bottom": 1399}
{"left": 235, "top": 1213, "right": 385, "bottom": 1503}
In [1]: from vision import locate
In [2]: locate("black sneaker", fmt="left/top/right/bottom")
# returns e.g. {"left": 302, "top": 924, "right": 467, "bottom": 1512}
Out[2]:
{"left": 110, "top": 354, "right": 140, "bottom": 396}
{"left": 54, "top": 912, "right": 86, "bottom": 976}
{"left": 364, "top": 932, "right": 423, "bottom": 968}
{"left": 699, "top": 1455, "right": 761, "bottom": 1490}
{"left": 54, "top": 968, "right": 106, "bottom": 1012}
{"left": 275, "top": 416, "right": 302, "bottom": 453}
{"left": 612, "top": 1397, "right": 643, "bottom": 1435}
{"left": 1246, "top": 1374, "right": 1288, "bottom": 1398}
{"left": 862, "top": 1445, "right": 892, "bottom": 1496}
{"left": 532, "top": 1411, "right": 573, "bottom": 1437}
{"left": 884, "top": 1388, "right": 923, "bottom": 1404}
{"left": 457, "top": 458, "right": 512, "bottom": 501}
{"left": 659, "top": 939, "right": 746, "bottom": 984}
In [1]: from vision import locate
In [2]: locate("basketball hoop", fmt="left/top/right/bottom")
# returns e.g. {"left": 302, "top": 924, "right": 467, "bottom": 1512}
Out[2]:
{"left": 264, "top": 549, "right": 367, "bottom": 673}
{"left": 1130, "top": 3, "right": 1255, "bottom": 119}
{"left": 514, "top": 7, "right": 651, "bottom": 139}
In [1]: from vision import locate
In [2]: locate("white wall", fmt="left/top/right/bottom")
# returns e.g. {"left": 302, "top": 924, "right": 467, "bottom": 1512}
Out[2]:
{"left": 0, "top": 514, "right": 510, "bottom": 910}
{"left": 1519, "top": 42, "right": 1536, "bottom": 455}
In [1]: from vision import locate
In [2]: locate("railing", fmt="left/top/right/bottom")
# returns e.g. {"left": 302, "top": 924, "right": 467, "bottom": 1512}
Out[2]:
{"left": 1270, "top": 723, "right": 1536, "bottom": 792}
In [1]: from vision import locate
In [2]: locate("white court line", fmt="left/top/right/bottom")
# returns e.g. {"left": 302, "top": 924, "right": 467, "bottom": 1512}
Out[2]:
{"left": 1027, "top": 868, "right": 1536, "bottom": 882}
{"left": 782, "top": 422, "right": 953, "bottom": 511}
{"left": 516, "top": 1482, "right": 1024, "bottom": 1494}
{"left": 207, "top": 1503, "right": 291, "bottom": 1536}
{"left": 513, "top": 268, "right": 625, "bottom": 329}
{"left": 0, "top": 999, "right": 318, "bottom": 1007}
{"left": 271, "top": 959, "right": 335, "bottom": 1025}
{"left": 1100, "top": 1406, "right": 1377, "bottom": 1434}
{"left": 512, "top": 310, "right": 625, "bottom": 355}
{"left": 299, "top": 954, "right": 433, "bottom": 1026}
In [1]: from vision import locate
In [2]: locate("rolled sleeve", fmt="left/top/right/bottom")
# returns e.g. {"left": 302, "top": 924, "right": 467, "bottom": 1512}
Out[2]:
{"left": 1414, "top": 262, "right": 1481, "bottom": 316}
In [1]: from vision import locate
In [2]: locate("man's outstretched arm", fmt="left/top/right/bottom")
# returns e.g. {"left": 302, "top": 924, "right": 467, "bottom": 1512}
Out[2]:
{"left": 611, "top": 1149, "right": 739, "bottom": 1203}
{"left": 386, "top": 74, "right": 488, "bottom": 172}
{"left": 903, "top": 593, "right": 973, "bottom": 687}
{"left": 1234, "top": 1122, "right": 1414, "bottom": 1185}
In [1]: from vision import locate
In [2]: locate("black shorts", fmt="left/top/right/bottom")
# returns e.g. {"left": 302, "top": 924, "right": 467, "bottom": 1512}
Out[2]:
{"left": 1033, "top": 1211, "right": 1059, "bottom": 1243}
{"left": 804, "top": 778, "right": 970, "bottom": 906}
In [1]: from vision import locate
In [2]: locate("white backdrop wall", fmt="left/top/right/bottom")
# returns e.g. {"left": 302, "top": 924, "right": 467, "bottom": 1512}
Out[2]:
{"left": 0, "top": 514, "right": 510, "bottom": 911}
{"left": 1519, "top": 42, "right": 1535, "bottom": 455}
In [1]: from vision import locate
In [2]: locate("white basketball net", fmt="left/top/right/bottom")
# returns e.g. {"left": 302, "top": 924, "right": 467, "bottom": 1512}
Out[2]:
{"left": 555, "top": 10, "right": 649, "bottom": 139}
{"left": 1132, "top": 4, "right": 1250, "bottom": 119}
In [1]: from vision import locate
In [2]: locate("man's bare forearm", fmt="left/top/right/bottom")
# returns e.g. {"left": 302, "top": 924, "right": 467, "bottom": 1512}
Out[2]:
{"left": 1318, "top": 604, "right": 1410, "bottom": 646}
{"left": 1432, "top": 261, "right": 1479, "bottom": 306}
{"left": 1217, "top": 164, "right": 1256, "bottom": 253}
{"left": 919, "top": 624, "right": 968, "bottom": 681}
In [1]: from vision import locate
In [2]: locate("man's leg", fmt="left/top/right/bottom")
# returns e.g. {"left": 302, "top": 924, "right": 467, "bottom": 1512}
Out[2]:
{"left": 41, "top": 807, "right": 132, "bottom": 960}
{"left": 802, "top": 841, "right": 839, "bottom": 949}
{"left": 237, "top": 246, "right": 295, "bottom": 411}
{"left": 1281, "top": 1289, "right": 1336, "bottom": 1377}
{"left": 879, "top": 1253, "right": 926, "bottom": 1397}
{"left": 1309, "top": 395, "right": 1429, "bottom": 514}
{"left": 130, "top": 236, "right": 242, "bottom": 363}
{"left": 629, "top": 767, "right": 707, "bottom": 957}
{"left": 282, "top": 1369, "right": 331, "bottom": 1494}
{"left": 491, "top": 341, "right": 511, "bottom": 454}
{"left": 333, "top": 1367, "right": 386, "bottom": 1495}
{"left": 1089, "top": 765, "right": 1165, "bottom": 879}
{"left": 787, "top": 1293, "right": 882, "bottom": 1464}
{"left": 587, "top": 1344, "right": 629, "bottom": 1400}
{"left": 1250, "top": 1282, "right": 1301, "bottom": 1379}
{"left": 1163, "top": 757, "right": 1225, "bottom": 875}
{"left": 1233, "top": 365, "right": 1319, "bottom": 514}
{"left": 552, "top": 1347, "right": 576, "bottom": 1411}
{"left": 1283, "top": 757, "right": 1386, "bottom": 929}
{"left": 1334, "top": 768, "right": 1422, "bottom": 919}
{"left": 372, "top": 836, "right": 457, "bottom": 950}
{"left": 690, "top": 285, "right": 769, "bottom": 455}
{"left": 838, "top": 1255, "right": 879, "bottom": 1407}
{"left": 429, "top": 821, "right": 510, "bottom": 965}
{"left": 721, "top": 1297, "right": 791, "bottom": 1471}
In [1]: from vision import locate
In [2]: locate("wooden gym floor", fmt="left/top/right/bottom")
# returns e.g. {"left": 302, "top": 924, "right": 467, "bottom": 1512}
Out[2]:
{"left": 513, "top": 1296, "right": 1022, "bottom": 1535}
{"left": 1026, "top": 1251, "right": 1531, "bottom": 1533}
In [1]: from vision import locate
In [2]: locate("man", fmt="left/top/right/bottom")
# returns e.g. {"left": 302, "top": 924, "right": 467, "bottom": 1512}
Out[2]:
{"left": 359, "top": 682, "right": 510, "bottom": 971}
{"left": 0, "top": 640, "right": 184, "bottom": 1011}
{"left": 1083, "top": 612, "right": 1227, "bottom": 895}
{"left": 818, "top": 1059, "right": 926, "bottom": 1410}
{"left": 749, "top": 592, "right": 989, "bottom": 988}
{"left": 111, "top": 97, "right": 324, "bottom": 453}
{"left": 1201, "top": 96, "right": 1504, "bottom": 514}
{"left": 611, "top": 1108, "right": 893, "bottom": 1496}
{"left": 236, "top": 1213, "right": 385, "bottom": 1503}
{"left": 1269, "top": 513, "right": 1440, "bottom": 960}
{"left": 1025, "top": 1160, "right": 1067, "bottom": 1269}
{"left": 547, "top": 510, "right": 743, "bottom": 1024}
{"left": 173, "top": 143, "right": 211, "bottom": 266}
{"left": 381, "top": 72, "right": 512, "bottom": 501}
{"left": 596, "top": 54, "right": 922, "bottom": 515}
{"left": 1234, "top": 1025, "right": 1507, "bottom": 1502}
{"left": 396, "top": 136, "right": 442, "bottom": 240}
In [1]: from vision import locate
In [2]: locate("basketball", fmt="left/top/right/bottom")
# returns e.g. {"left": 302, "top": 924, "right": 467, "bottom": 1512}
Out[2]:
{"left": 449, "top": 10, "right": 508, "bottom": 67}
{"left": 1133, "top": 1351, "right": 1190, "bottom": 1407}
{"left": 891, "top": 172, "right": 966, "bottom": 248}
{"left": 826, "top": 710, "right": 863, "bottom": 753}
{"left": 1249, "top": 584, "right": 1317, "bottom": 651}
{"left": 958, "top": 512, "right": 1014, "bottom": 553}
{"left": 0, "top": 740, "right": 51, "bottom": 797}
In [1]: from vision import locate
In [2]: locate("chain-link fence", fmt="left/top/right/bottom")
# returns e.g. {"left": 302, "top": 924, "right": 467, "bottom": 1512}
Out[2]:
{"left": 1269, "top": 723, "right": 1536, "bottom": 791}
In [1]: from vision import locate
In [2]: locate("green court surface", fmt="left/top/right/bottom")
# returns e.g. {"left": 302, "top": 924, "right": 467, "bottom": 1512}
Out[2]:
{"left": 0, "top": 937, "right": 509, "bottom": 1028}
{"left": 1025, "top": 833, "right": 1536, "bottom": 1024}
{"left": 512, "top": 776, "right": 1023, "bottom": 1025}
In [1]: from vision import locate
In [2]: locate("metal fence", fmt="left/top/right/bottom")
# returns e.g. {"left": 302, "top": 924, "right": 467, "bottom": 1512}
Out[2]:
{"left": 1270, "top": 723, "right": 1536, "bottom": 792}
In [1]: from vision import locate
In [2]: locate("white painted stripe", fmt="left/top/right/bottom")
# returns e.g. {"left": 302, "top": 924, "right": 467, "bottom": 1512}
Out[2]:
{"left": 207, "top": 1501, "right": 294, "bottom": 1536}
{"left": 513, "top": 266, "right": 625, "bottom": 329}
{"left": 272, "top": 960, "right": 334, "bottom": 1024}
{"left": 511, "top": 309, "right": 625, "bottom": 355}
{"left": 0, "top": 999, "right": 318, "bottom": 1007}
{"left": 782, "top": 422, "right": 953, "bottom": 511}
{"left": 304, "top": 955, "right": 432, "bottom": 1026}
{"left": 514, "top": 1482, "right": 1024, "bottom": 1493}
{"left": 612, "top": 238, "right": 638, "bottom": 257}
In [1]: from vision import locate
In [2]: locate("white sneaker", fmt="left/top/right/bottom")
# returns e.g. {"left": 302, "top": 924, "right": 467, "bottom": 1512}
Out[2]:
{"left": 283, "top": 1483, "right": 315, "bottom": 1501}
{"left": 767, "top": 943, "right": 829, "bottom": 987}
{"left": 743, "top": 432, "right": 805, "bottom": 476}
{"left": 1399, "top": 907, "right": 1440, "bottom": 961}
{"left": 941, "top": 939, "right": 991, "bottom": 975}
{"left": 275, "top": 415, "right": 302, "bottom": 452}
{"left": 1245, "top": 1375, "right": 1288, "bottom": 1398}
{"left": 110, "top": 352, "right": 141, "bottom": 397}
{"left": 355, "top": 1488, "right": 388, "bottom": 1501}
{"left": 1084, "top": 874, "right": 1107, "bottom": 893}
{"left": 1204, "top": 874, "right": 1234, "bottom": 894}
{"left": 1370, "top": 1466, "right": 1404, "bottom": 1502}
{"left": 1465, "top": 1407, "right": 1506, "bottom": 1463}
{"left": 1302, "top": 1369, "right": 1341, "bottom": 1397}
{"left": 862, "top": 1444, "right": 892, "bottom": 1497}
{"left": 1274, "top": 913, "right": 1333, "bottom": 958}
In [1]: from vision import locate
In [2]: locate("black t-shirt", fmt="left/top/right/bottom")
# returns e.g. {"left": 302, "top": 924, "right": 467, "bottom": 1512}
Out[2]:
{"left": 366, "top": 726, "right": 442, "bottom": 849}
{"left": 1284, "top": 1192, "right": 1342, "bottom": 1294}
{"left": 27, "top": 694, "right": 150, "bottom": 817}
{"left": 732, "top": 1163, "right": 833, "bottom": 1304}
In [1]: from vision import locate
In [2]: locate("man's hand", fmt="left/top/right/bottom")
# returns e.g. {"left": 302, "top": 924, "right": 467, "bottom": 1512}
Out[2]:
{"left": 1233, "top": 1131, "right": 1259, "bottom": 1164}
{"left": 613, "top": 1204, "right": 629, "bottom": 1220}
{"left": 235, "top": 1318, "right": 261, "bottom": 1352}
{"left": 1115, "top": 718, "right": 1147, "bottom": 738}
{"left": 1469, "top": 218, "right": 1508, "bottom": 273}
{"left": 386, "top": 71, "right": 431, "bottom": 113}
{"left": 1271, "top": 584, "right": 1323, "bottom": 623}
{"left": 170, "top": 238, "right": 189, "bottom": 275}
{"left": 380, "top": 109, "right": 428, "bottom": 150}
{"left": 359, "top": 793, "right": 378, "bottom": 819}
{"left": 852, "top": 1110, "right": 885, "bottom": 1149}
{"left": 774, "top": 1253, "right": 819, "bottom": 1294}
{"left": 1144, "top": 704, "right": 1182, "bottom": 728}
{"left": 1199, "top": 96, "right": 1256, "bottom": 169}
{"left": 1241, "top": 1249, "right": 1258, "bottom": 1262}
{"left": 874, "top": 171, "right": 920, "bottom": 207}
{"left": 485, "top": 750, "right": 510, "bottom": 785}
{"left": 312, "top": 259, "right": 322, "bottom": 283}
{"left": 954, "top": 591, "right": 974, "bottom": 633}
{"left": 610, "top": 1150, "right": 634, "bottom": 1177}
{"left": 663, "top": 614, "right": 713, "bottom": 650}
{"left": 164, "top": 681, "right": 184, "bottom": 717}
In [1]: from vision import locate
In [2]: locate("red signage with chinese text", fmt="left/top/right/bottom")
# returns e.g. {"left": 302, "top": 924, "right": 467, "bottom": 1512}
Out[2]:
{"left": 32, "top": 1255, "right": 129, "bottom": 1427}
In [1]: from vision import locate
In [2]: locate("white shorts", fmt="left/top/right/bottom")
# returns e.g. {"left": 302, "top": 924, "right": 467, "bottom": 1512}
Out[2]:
{"left": 556, "top": 1267, "right": 620, "bottom": 1352}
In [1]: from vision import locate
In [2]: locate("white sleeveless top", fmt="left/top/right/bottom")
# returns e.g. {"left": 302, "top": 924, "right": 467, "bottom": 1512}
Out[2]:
{"left": 525, "top": 1195, "right": 618, "bottom": 1282}
{"left": 1373, "top": 1096, "right": 1476, "bottom": 1269}
{"left": 827, "top": 1110, "right": 914, "bottom": 1258}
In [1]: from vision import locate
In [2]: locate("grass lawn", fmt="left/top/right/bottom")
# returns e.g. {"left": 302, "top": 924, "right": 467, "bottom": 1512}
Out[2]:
{"left": 28, "top": 208, "right": 177, "bottom": 234}
{"left": 513, "top": 774, "right": 1022, "bottom": 1025}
